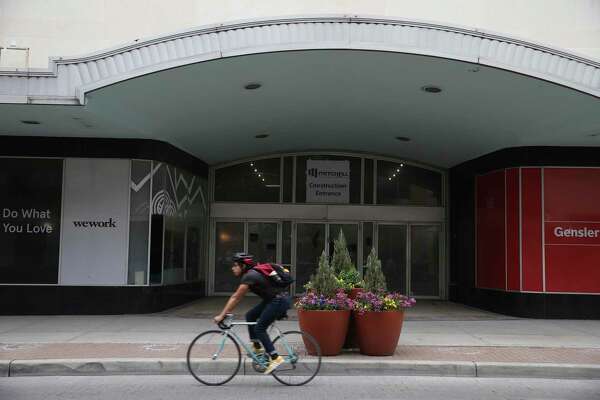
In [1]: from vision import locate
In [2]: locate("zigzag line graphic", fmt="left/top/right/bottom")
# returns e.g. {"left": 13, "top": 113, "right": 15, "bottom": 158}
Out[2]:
{"left": 131, "top": 163, "right": 206, "bottom": 213}
{"left": 130, "top": 162, "right": 162, "bottom": 192}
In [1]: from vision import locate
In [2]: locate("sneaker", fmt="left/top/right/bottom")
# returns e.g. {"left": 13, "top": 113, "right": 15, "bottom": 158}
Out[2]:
{"left": 263, "top": 355, "right": 285, "bottom": 375}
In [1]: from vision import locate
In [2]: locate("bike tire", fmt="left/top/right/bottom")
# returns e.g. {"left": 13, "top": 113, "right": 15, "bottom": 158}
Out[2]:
{"left": 271, "top": 330, "right": 322, "bottom": 386}
{"left": 186, "top": 329, "right": 241, "bottom": 386}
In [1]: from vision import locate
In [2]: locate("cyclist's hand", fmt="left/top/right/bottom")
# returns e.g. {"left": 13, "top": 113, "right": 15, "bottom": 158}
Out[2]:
{"left": 213, "top": 314, "right": 225, "bottom": 324}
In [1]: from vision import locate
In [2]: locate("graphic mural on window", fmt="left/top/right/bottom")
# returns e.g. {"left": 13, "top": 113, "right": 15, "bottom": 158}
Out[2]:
{"left": 128, "top": 161, "right": 208, "bottom": 286}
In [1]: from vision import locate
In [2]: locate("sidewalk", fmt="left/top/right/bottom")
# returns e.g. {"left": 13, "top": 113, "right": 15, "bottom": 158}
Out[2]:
{"left": 1, "top": 299, "right": 600, "bottom": 379}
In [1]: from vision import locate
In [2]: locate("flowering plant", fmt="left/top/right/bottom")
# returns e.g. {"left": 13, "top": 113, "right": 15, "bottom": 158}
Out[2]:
{"left": 353, "top": 291, "right": 416, "bottom": 315}
{"left": 295, "top": 289, "right": 355, "bottom": 311}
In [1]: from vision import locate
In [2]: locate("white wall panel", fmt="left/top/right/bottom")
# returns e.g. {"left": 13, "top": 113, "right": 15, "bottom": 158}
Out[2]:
{"left": 59, "top": 158, "right": 130, "bottom": 285}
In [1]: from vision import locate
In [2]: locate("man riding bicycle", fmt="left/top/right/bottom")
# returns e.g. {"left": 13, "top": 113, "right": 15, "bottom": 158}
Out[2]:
{"left": 213, "top": 252, "right": 291, "bottom": 374}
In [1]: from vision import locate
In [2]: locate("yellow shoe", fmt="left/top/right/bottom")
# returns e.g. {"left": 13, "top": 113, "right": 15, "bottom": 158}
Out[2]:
{"left": 263, "top": 355, "right": 285, "bottom": 374}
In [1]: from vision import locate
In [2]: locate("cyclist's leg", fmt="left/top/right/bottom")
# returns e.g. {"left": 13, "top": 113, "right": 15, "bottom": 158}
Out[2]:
{"left": 255, "top": 297, "right": 289, "bottom": 355}
{"left": 246, "top": 300, "right": 267, "bottom": 347}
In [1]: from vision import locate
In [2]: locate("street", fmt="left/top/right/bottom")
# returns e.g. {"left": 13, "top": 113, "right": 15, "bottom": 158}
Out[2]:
{"left": 1, "top": 375, "right": 599, "bottom": 400}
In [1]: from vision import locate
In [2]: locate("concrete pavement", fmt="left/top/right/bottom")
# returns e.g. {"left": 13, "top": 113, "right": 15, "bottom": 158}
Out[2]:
{"left": 1, "top": 299, "right": 599, "bottom": 379}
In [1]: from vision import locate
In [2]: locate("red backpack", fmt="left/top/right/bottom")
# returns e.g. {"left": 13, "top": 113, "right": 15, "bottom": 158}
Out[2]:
{"left": 252, "top": 263, "right": 294, "bottom": 288}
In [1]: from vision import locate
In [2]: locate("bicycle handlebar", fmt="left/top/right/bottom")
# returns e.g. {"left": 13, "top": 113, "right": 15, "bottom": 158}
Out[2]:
{"left": 217, "top": 313, "right": 234, "bottom": 329}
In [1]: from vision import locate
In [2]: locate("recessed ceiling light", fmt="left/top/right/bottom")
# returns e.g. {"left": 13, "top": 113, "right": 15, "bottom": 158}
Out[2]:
{"left": 21, "top": 120, "right": 40, "bottom": 125}
{"left": 421, "top": 85, "right": 442, "bottom": 94}
{"left": 395, "top": 136, "right": 411, "bottom": 142}
{"left": 587, "top": 133, "right": 600, "bottom": 137}
{"left": 245, "top": 83, "right": 262, "bottom": 90}
{"left": 255, "top": 133, "right": 269, "bottom": 139}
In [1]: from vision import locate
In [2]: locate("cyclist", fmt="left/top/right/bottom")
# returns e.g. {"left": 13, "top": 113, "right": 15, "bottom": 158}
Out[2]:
{"left": 213, "top": 252, "right": 291, "bottom": 374}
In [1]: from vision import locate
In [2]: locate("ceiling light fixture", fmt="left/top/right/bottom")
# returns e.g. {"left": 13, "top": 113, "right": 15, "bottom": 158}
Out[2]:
{"left": 21, "top": 120, "right": 41, "bottom": 125}
{"left": 255, "top": 134, "right": 269, "bottom": 139}
{"left": 395, "top": 136, "right": 411, "bottom": 142}
{"left": 245, "top": 83, "right": 262, "bottom": 90}
{"left": 421, "top": 85, "right": 442, "bottom": 94}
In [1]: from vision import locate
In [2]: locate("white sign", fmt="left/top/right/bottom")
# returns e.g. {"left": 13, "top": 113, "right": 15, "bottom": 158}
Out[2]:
{"left": 306, "top": 160, "right": 350, "bottom": 203}
{"left": 59, "top": 159, "right": 130, "bottom": 285}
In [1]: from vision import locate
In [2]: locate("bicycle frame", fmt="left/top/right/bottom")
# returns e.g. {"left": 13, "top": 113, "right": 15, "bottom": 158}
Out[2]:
{"left": 215, "top": 320, "right": 298, "bottom": 367}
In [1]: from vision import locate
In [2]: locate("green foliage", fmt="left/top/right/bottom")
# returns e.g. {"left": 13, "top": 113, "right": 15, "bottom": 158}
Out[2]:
{"left": 363, "top": 248, "right": 387, "bottom": 292}
{"left": 306, "top": 250, "right": 340, "bottom": 297}
{"left": 336, "top": 268, "right": 364, "bottom": 291}
{"left": 330, "top": 229, "right": 354, "bottom": 274}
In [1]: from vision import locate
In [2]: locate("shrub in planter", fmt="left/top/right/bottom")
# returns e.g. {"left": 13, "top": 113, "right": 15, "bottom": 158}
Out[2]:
{"left": 296, "top": 251, "right": 354, "bottom": 356}
{"left": 353, "top": 291, "right": 416, "bottom": 356}
{"left": 363, "top": 248, "right": 387, "bottom": 293}
{"left": 330, "top": 230, "right": 365, "bottom": 349}
{"left": 354, "top": 249, "right": 416, "bottom": 356}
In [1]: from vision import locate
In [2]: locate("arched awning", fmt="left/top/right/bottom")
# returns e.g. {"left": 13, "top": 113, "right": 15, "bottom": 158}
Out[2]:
{"left": 0, "top": 16, "right": 599, "bottom": 167}
{"left": 1, "top": 15, "right": 598, "bottom": 104}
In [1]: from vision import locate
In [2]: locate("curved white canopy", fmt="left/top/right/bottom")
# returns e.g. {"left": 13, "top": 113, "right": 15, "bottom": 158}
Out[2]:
{"left": 0, "top": 16, "right": 599, "bottom": 167}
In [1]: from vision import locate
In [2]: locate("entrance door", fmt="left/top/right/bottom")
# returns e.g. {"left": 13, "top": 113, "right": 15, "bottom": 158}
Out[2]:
{"left": 377, "top": 225, "right": 408, "bottom": 293}
{"left": 295, "top": 223, "right": 326, "bottom": 291}
{"left": 214, "top": 221, "right": 244, "bottom": 293}
{"left": 410, "top": 225, "right": 441, "bottom": 297}
{"left": 247, "top": 222, "right": 277, "bottom": 264}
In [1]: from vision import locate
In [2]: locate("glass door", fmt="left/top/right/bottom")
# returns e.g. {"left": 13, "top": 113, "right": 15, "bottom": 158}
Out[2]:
{"left": 377, "top": 224, "right": 408, "bottom": 293}
{"left": 410, "top": 225, "right": 441, "bottom": 297}
{"left": 295, "top": 223, "right": 326, "bottom": 292}
{"left": 214, "top": 222, "right": 244, "bottom": 293}
{"left": 247, "top": 222, "right": 278, "bottom": 263}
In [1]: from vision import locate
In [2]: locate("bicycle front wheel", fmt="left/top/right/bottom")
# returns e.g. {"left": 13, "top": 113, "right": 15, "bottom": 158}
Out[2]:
{"left": 186, "top": 330, "right": 241, "bottom": 386}
{"left": 271, "top": 330, "right": 322, "bottom": 386}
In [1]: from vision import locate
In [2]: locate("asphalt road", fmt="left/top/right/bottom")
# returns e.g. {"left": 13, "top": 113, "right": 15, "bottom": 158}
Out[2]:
{"left": 1, "top": 375, "right": 599, "bottom": 400}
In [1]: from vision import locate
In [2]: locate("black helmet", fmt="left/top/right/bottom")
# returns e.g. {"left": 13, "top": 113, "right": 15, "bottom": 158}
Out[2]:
{"left": 231, "top": 252, "right": 255, "bottom": 271}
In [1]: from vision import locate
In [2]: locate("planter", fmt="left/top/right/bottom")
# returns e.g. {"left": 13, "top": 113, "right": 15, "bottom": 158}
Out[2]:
{"left": 354, "top": 310, "right": 405, "bottom": 356}
{"left": 342, "top": 288, "right": 364, "bottom": 349}
{"left": 297, "top": 309, "right": 351, "bottom": 356}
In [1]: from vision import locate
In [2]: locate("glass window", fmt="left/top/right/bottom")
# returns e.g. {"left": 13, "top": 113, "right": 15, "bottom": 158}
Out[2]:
{"left": 163, "top": 216, "right": 185, "bottom": 284}
{"left": 215, "top": 158, "right": 281, "bottom": 202}
{"left": 128, "top": 160, "right": 151, "bottom": 285}
{"left": 377, "top": 161, "right": 442, "bottom": 206}
{"left": 364, "top": 158, "right": 373, "bottom": 204}
{"left": 362, "top": 222, "right": 373, "bottom": 267}
{"left": 282, "top": 157, "right": 294, "bottom": 202}
{"left": 282, "top": 221, "right": 292, "bottom": 265}
{"left": 295, "top": 155, "right": 361, "bottom": 204}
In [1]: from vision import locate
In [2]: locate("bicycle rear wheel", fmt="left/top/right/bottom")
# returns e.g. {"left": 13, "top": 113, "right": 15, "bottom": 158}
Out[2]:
{"left": 271, "top": 330, "right": 322, "bottom": 386}
{"left": 186, "top": 330, "right": 241, "bottom": 386}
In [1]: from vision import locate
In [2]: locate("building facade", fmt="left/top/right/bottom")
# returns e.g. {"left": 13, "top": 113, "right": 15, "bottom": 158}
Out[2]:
{"left": 1, "top": 3, "right": 599, "bottom": 317}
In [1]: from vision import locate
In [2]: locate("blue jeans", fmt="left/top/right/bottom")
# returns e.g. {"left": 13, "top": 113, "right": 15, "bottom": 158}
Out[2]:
{"left": 246, "top": 295, "right": 291, "bottom": 355}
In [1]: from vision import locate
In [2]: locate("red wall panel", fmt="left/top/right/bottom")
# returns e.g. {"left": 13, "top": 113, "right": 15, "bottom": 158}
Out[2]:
{"left": 544, "top": 168, "right": 600, "bottom": 293}
{"left": 506, "top": 168, "right": 520, "bottom": 291}
{"left": 476, "top": 170, "right": 506, "bottom": 290}
{"left": 521, "top": 168, "right": 543, "bottom": 292}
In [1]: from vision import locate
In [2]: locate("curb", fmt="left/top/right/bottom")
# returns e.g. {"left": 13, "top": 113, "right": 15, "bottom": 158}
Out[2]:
{"left": 0, "top": 360, "right": 9, "bottom": 377}
{"left": 3, "top": 358, "right": 600, "bottom": 379}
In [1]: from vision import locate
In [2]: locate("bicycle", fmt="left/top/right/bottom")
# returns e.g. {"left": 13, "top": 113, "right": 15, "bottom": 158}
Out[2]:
{"left": 186, "top": 313, "right": 322, "bottom": 386}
